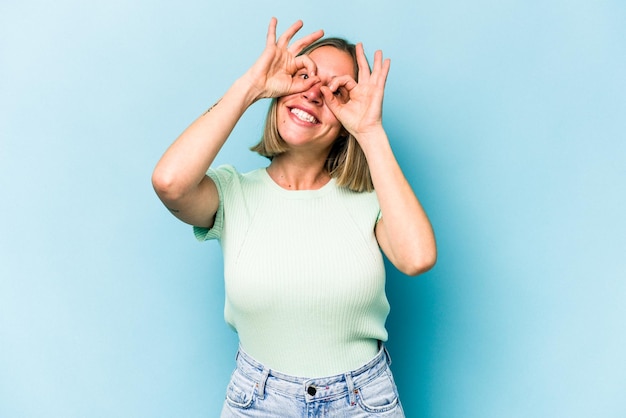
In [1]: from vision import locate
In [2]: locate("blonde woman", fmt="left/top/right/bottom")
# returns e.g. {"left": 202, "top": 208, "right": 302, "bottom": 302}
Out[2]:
{"left": 152, "top": 17, "right": 436, "bottom": 417}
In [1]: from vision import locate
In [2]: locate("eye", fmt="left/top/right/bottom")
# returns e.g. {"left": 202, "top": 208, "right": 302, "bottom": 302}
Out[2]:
{"left": 333, "top": 87, "right": 348, "bottom": 100}
{"left": 299, "top": 73, "right": 309, "bottom": 80}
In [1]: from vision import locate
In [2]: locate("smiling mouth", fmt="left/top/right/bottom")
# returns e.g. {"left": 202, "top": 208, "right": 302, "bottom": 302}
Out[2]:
{"left": 290, "top": 108, "right": 319, "bottom": 124}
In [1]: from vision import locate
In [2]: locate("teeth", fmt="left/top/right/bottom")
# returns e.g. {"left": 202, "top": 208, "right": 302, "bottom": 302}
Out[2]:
{"left": 291, "top": 108, "right": 318, "bottom": 124}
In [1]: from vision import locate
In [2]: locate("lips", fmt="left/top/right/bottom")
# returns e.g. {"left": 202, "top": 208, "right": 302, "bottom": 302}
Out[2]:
{"left": 290, "top": 107, "right": 319, "bottom": 124}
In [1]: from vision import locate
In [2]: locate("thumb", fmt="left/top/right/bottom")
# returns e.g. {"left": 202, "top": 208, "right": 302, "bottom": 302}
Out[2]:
{"left": 320, "top": 86, "right": 341, "bottom": 115}
{"left": 289, "top": 75, "right": 320, "bottom": 95}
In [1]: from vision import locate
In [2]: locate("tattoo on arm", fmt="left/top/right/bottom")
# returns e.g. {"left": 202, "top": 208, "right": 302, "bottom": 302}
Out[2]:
{"left": 204, "top": 98, "right": 222, "bottom": 115}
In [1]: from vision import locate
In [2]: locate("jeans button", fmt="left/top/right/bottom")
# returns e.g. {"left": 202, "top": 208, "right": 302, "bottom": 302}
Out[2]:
{"left": 307, "top": 385, "right": 317, "bottom": 396}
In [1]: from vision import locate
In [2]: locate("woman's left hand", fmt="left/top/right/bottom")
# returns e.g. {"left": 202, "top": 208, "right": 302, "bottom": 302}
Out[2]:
{"left": 320, "top": 43, "right": 390, "bottom": 143}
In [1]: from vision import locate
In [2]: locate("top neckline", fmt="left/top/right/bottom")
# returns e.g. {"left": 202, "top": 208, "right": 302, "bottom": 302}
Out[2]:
{"left": 260, "top": 168, "right": 336, "bottom": 198}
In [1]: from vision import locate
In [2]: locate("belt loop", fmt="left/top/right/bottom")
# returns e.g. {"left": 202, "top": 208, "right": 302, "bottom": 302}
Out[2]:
{"left": 257, "top": 368, "right": 270, "bottom": 400}
{"left": 383, "top": 345, "right": 392, "bottom": 366}
{"left": 345, "top": 372, "right": 357, "bottom": 406}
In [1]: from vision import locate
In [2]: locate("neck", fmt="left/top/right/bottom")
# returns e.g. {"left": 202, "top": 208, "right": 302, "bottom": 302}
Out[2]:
{"left": 267, "top": 154, "right": 331, "bottom": 190}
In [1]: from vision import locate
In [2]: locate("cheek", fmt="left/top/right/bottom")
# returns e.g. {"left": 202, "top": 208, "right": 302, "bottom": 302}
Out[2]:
{"left": 275, "top": 105, "right": 288, "bottom": 128}
{"left": 276, "top": 98, "right": 293, "bottom": 123}
{"left": 325, "top": 111, "right": 344, "bottom": 132}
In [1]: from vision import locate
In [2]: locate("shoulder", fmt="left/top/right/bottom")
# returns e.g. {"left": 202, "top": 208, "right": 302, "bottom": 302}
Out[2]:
{"left": 337, "top": 186, "right": 379, "bottom": 204}
{"left": 208, "top": 164, "right": 263, "bottom": 183}
{"left": 208, "top": 164, "right": 239, "bottom": 184}
{"left": 335, "top": 186, "right": 381, "bottom": 220}
{"left": 208, "top": 164, "right": 268, "bottom": 195}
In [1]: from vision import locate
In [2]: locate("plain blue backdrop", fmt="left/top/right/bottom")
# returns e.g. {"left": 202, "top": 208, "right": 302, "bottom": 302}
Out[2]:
{"left": 1, "top": 0, "right": 625, "bottom": 417}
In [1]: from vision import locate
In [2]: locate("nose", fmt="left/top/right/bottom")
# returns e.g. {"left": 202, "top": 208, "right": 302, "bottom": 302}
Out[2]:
{"left": 302, "top": 82, "right": 323, "bottom": 105}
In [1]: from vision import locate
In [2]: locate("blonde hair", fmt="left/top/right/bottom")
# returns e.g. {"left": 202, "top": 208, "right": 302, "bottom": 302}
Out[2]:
{"left": 250, "top": 38, "right": 374, "bottom": 193}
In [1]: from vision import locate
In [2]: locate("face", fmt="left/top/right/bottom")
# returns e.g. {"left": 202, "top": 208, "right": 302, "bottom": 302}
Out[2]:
{"left": 276, "top": 46, "right": 356, "bottom": 153}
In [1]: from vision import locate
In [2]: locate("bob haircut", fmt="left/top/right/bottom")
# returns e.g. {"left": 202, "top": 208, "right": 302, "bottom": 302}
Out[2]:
{"left": 250, "top": 37, "right": 374, "bottom": 193}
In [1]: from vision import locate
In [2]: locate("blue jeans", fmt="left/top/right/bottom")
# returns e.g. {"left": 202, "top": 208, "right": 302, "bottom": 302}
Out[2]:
{"left": 220, "top": 344, "right": 405, "bottom": 417}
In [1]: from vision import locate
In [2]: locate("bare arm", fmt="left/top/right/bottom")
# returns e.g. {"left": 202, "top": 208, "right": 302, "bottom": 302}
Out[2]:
{"left": 321, "top": 44, "right": 437, "bottom": 276}
{"left": 362, "top": 128, "right": 437, "bottom": 276}
{"left": 152, "top": 18, "right": 323, "bottom": 227}
{"left": 152, "top": 83, "right": 258, "bottom": 227}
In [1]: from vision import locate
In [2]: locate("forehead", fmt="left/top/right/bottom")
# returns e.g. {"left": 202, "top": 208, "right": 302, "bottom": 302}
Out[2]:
{"left": 307, "top": 46, "right": 356, "bottom": 80}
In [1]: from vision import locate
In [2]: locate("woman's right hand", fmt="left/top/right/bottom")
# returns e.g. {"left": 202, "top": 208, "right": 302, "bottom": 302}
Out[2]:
{"left": 242, "top": 18, "right": 324, "bottom": 100}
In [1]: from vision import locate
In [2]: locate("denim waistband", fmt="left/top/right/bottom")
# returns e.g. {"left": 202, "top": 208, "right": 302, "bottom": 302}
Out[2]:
{"left": 234, "top": 343, "right": 392, "bottom": 405}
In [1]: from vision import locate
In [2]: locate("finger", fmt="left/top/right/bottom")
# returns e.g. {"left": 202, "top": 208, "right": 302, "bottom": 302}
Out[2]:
{"left": 327, "top": 75, "right": 357, "bottom": 93}
{"left": 294, "top": 54, "right": 318, "bottom": 77}
{"left": 290, "top": 75, "right": 321, "bottom": 95}
{"left": 265, "top": 17, "right": 278, "bottom": 46}
{"left": 355, "top": 43, "right": 371, "bottom": 82}
{"left": 380, "top": 57, "right": 391, "bottom": 86}
{"left": 276, "top": 20, "right": 304, "bottom": 48}
{"left": 320, "top": 86, "right": 352, "bottom": 123}
{"left": 373, "top": 50, "right": 382, "bottom": 72}
{"left": 288, "top": 29, "right": 324, "bottom": 54}
{"left": 289, "top": 55, "right": 320, "bottom": 93}
{"left": 370, "top": 50, "right": 383, "bottom": 83}
{"left": 320, "top": 85, "right": 341, "bottom": 112}
{"left": 371, "top": 51, "right": 391, "bottom": 87}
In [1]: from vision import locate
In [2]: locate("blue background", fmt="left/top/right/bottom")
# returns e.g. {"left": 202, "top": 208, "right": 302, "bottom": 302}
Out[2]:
{"left": 1, "top": 0, "right": 625, "bottom": 417}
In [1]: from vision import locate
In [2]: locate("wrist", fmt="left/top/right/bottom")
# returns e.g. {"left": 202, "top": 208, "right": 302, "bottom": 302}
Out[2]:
{"left": 353, "top": 126, "right": 389, "bottom": 154}
{"left": 236, "top": 72, "right": 266, "bottom": 103}
{"left": 353, "top": 125, "right": 386, "bottom": 143}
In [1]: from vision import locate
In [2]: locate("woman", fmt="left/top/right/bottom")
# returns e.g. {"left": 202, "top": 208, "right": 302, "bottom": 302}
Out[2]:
{"left": 153, "top": 17, "right": 436, "bottom": 417}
